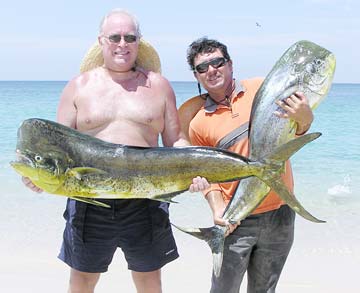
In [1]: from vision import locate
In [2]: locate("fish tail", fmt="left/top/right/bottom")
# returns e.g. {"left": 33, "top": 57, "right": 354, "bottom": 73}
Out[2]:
{"left": 172, "top": 224, "right": 226, "bottom": 277}
{"left": 259, "top": 132, "right": 326, "bottom": 223}
{"left": 263, "top": 132, "right": 322, "bottom": 163}
{"left": 262, "top": 177, "right": 326, "bottom": 223}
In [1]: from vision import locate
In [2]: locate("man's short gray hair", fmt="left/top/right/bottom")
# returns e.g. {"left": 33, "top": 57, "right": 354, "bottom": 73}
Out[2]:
{"left": 99, "top": 8, "right": 142, "bottom": 37}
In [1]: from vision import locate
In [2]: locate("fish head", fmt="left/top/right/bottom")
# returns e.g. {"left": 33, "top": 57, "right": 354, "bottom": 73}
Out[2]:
{"left": 10, "top": 119, "right": 73, "bottom": 192}
{"left": 248, "top": 40, "right": 336, "bottom": 157}
{"left": 287, "top": 40, "right": 336, "bottom": 109}
{"left": 250, "top": 40, "right": 336, "bottom": 125}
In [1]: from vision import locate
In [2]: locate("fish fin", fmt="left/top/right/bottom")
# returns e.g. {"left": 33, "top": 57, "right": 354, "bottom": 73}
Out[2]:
{"left": 71, "top": 196, "right": 111, "bottom": 208}
{"left": 172, "top": 223, "right": 226, "bottom": 277}
{"left": 156, "top": 198, "right": 179, "bottom": 204}
{"left": 263, "top": 178, "right": 325, "bottom": 223}
{"left": 255, "top": 132, "right": 325, "bottom": 223}
{"left": 67, "top": 167, "right": 108, "bottom": 180}
{"left": 263, "top": 132, "right": 321, "bottom": 163}
{"left": 152, "top": 191, "right": 186, "bottom": 203}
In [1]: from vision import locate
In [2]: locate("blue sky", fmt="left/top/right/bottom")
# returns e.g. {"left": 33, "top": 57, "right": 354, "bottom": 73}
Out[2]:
{"left": 1, "top": 0, "right": 359, "bottom": 83}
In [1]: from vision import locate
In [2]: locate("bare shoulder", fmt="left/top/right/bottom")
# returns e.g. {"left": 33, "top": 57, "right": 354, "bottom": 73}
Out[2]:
{"left": 149, "top": 71, "right": 170, "bottom": 85}
{"left": 138, "top": 67, "right": 172, "bottom": 89}
{"left": 75, "top": 68, "right": 104, "bottom": 87}
{"left": 63, "top": 68, "right": 104, "bottom": 96}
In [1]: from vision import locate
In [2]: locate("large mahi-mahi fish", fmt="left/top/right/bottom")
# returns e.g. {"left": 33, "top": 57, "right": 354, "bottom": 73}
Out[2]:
{"left": 11, "top": 118, "right": 317, "bottom": 208}
{"left": 175, "top": 40, "right": 336, "bottom": 276}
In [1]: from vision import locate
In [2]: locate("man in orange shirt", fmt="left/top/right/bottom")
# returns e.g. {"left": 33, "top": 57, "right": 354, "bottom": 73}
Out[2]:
{"left": 185, "top": 37, "right": 314, "bottom": 292}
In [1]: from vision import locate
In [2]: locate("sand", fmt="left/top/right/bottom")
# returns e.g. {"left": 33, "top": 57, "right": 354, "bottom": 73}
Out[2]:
{"left": 1, "top": 189, "right": 359, "bottom": 292}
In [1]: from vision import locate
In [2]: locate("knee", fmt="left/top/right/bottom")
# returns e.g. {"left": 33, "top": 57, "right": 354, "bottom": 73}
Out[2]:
{"left": 68, "top": 269, "right": 100, "bottom": 293}
{"left": 132, "top": 270, "right": 162, "bottom": 293}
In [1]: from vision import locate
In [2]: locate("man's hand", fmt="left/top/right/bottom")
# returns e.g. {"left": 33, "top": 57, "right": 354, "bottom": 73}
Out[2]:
{"left": 206, "top": 190, "right": 240, "bottom": 237}
{"left": 189, "top": 176, "right": 210, "bottom": 192}
{"left": 274, "top": 91, "right": 314, "bottom": 135}
{"left": 215, "top": 217, "right": 240, "bottom": 237}
{"left": 22, "top": 176, "right": 43, "bottom": 193}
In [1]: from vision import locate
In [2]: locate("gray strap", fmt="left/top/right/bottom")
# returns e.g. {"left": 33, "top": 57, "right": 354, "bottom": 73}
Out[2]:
{"left": 216, "top": 122, "right": 249, "bottom": 150}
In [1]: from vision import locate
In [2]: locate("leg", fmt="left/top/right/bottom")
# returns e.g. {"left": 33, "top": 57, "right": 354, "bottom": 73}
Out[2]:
{"left": 68, "top": 268, "right": 100, "bottom": 293}
{"left": 121, "top": 201, "right": 178, "bottom": 292}
{"left": 210, "top": 215, "right": 260, "bottom": 293}
{"left": 59, "top": 200, "right": 118, "bottom": 290}
{"left": 131, "top": 269, "right": 162, "bottom": 293}
{"left": 247, "top": 205, "right": 295, "bottom": 293}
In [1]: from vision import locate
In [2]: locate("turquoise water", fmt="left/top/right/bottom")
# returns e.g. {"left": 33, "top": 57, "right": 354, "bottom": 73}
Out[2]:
{"left": 0, "top": 81, "right": 359, "bottom": 215}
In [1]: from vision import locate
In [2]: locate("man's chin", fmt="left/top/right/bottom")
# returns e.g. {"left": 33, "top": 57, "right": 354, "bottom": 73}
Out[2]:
{"left": 205, "top": 80, "right": 224, "bottom": 91}
{"left": 106, "top": 61, "right": 135, "bottom": 72}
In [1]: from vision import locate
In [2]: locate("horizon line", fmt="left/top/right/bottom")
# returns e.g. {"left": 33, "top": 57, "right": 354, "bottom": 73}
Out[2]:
{"left": 0, "top": 80, "right": 358, "bottom": 85}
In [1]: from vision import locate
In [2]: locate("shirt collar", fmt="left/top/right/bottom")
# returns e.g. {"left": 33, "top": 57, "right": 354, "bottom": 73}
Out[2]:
{"left": 204, "top": 80, "right": 245, "bottom": 113}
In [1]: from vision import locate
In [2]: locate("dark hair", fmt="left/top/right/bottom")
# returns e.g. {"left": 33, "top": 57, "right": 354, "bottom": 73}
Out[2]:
{"left": 187, "top": 37, "right": 231, "bottom": 71}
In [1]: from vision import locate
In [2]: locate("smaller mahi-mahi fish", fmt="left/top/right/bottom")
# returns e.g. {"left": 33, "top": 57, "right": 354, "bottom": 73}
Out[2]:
{"left": 11, "top": 118, "right": 319, "bottom": 208}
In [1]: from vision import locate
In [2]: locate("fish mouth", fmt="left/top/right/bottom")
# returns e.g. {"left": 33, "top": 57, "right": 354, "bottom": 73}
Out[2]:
{"left": 12, "top": 150, "right": 35, "bottom": 168}
{"left": 10, "top": 151, "right": 62, "bottom": 191}
{"left": 10, "top": 150, "right": 39, "bottom": 179}
{"left": 10, "top": 162, "right": 38, "bottom": 181}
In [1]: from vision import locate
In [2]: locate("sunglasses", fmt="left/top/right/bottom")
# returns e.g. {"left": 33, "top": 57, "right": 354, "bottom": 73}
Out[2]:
{"left": 195, "top": 57, "right": 228, "bottom": 73}
{"left": 103, "top": 34, "right": 138, "bottom": 44}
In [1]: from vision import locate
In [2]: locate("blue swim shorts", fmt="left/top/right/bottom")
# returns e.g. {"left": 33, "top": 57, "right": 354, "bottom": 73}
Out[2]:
{"left": 58, "top": 198, "right": 179, "bottom": 273}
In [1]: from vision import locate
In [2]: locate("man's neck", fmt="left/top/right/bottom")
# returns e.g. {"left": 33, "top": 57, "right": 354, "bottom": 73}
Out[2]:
{"left": 103, "top": 65, "right": 138, "bottom": 82}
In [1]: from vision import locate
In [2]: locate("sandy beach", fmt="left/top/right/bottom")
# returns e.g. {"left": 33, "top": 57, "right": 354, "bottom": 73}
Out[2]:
{"left": 1, "top": 185, "right": 359, "bottom": 293}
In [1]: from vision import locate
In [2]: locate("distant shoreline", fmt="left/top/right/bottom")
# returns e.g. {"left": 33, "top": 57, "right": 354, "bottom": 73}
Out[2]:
{"left": 0, "top": 80, "right": 359, "bottom": 85}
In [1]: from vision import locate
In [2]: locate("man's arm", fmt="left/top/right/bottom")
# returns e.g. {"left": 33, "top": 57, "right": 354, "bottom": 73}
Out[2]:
{"left": 159, "top": 77, "right": 189, "bottom": 147}
{"left": 56, "top": 77, "right": 79, "bottom": 127}
{"left": 188, "top": 118, "right": 239, "bottom": 233}
{"left": 206, "top": 190, "right": 238, "bottom": 236}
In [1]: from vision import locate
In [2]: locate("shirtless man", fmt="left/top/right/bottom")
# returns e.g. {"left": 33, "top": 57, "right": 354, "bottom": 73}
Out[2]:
{"left": 22, "top": 9, "right": 208, "bottom": 293}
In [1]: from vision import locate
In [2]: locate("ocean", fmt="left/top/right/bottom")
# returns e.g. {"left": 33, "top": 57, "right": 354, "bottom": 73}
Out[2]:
{"left": 0, "top": 81, "right": 359, "bottom": 292}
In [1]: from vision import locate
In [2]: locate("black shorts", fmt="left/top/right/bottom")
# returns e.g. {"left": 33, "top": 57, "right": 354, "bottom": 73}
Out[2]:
{"left": 58, "top": 198, "right": 179, "bottom": 273}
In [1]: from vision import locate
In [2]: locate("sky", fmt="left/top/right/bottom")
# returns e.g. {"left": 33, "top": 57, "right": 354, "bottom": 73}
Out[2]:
{"left": 1, "top": 0, "right": 359, "bottom": 83}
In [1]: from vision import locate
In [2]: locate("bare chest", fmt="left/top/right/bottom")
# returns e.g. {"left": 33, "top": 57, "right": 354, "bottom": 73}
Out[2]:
{"left": 75, "top": 86, "right": 165, "bottom": 133}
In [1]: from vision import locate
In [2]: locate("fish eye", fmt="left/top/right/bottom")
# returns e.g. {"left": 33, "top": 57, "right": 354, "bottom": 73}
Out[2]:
{"left": 34, "top": 155, "right": 43, "bottom": 162}
{"left": 314, "top": 59, "right": 322, "bottom": 66}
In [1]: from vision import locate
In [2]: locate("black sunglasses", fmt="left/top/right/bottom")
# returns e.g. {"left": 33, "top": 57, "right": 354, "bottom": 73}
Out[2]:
{"left": 195, "top": 57, "right": 228, "bottom": 73}
{"left": 104, "top": 34, "right": 138, "bottom": 44}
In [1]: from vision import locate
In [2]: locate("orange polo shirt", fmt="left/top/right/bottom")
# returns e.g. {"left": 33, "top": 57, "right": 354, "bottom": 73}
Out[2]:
{"left": 189, "top": 78, "right": 294, "bottom": 215}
